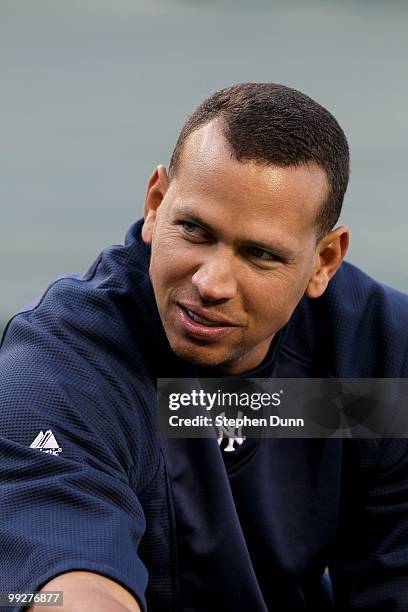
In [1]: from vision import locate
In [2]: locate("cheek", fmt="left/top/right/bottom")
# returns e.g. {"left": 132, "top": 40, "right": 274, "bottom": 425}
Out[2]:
{"left": 243, "top": 273, "right": 307, "bottom": 329}
{"left": 150, "top": 240, "right": 198, "bottom": 290}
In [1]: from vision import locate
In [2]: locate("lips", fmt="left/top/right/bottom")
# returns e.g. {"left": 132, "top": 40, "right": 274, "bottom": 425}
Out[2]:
{"left": 183, "top": 307, "right": 235, "bottom": 327}
{"left": 186, "top": 309, "right": 221, "bottom": 326}
{"left": 176, "top": 304, "right": 238, "bottom": 340}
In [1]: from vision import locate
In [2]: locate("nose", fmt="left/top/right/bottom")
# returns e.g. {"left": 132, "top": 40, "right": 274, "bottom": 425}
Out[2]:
{"left": 191, "top": 248, "right": 238, "bottom": 302}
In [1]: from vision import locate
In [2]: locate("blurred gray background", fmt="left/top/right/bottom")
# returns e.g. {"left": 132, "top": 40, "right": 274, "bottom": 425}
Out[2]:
{"left": 1, "top": 0, "right": 407, "bottom": 334}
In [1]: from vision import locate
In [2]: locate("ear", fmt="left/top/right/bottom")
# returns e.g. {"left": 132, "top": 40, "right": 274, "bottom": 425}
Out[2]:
{"left": 306, "top": 226, "right": 350, "bottom": 298}
{"left": 141, "top": 164, "right": 169, "bottom": 245}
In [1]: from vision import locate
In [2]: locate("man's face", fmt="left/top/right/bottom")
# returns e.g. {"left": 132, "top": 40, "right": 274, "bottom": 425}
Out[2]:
{"left": 143, "top": 121, "right": 330, "bottom": 374}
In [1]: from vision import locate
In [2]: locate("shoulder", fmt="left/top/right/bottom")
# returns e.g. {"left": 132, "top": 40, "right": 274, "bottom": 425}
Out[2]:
{"left": 284, "top": 262, "right": 408, "bottom": 376}
{"left": 0, "top": 231, "right": 160, "bottom": 490}
{"left": 328, "top": 261, "right": 408, "bottom": 323}
{"left": 326, "top": 262, "right": 408, "bottom": 355}
{"left": 1, "top": 221, "right": 156, "bottom": 381}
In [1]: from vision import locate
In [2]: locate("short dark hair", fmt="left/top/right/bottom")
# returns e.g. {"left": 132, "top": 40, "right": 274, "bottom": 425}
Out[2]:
{"left": 169, "top": 83, "right": 350, "bottom": 239}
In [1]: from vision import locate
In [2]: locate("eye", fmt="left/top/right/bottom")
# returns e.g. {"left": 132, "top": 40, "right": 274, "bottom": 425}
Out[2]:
{"left": 246, "top": 246, "right": 277, "bottom": 261}
{"left": 182, "top": 221, "right": 201, "bottom": 234}
{"left": 180, "top": 221, "right": 210, "bottom": 240}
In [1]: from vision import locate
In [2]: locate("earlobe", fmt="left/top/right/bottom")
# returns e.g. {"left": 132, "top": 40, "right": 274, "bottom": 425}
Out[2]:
{"left": 306, "top": 272, "right": 329, "bottom": 299}
{"left": 141, "top": 210, "right": 156, "bottom": 245}
{"left": 306, "top": 227, "right": 350, "bottom": 298}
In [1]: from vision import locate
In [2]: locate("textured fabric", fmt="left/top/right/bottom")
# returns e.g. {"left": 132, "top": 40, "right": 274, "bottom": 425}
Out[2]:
{"left": 0, "top": 218, "right": 408, "bottom": 611}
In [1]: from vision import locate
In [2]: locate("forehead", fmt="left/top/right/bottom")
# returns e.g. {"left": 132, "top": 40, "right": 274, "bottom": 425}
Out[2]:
{"left": 168, "top": 121, "right": 328, "bottom": 249}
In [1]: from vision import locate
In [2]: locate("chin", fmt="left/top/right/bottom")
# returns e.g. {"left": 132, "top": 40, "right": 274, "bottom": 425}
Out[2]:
{"left": 170, "top": 340, "right": 227, "bottom": 369}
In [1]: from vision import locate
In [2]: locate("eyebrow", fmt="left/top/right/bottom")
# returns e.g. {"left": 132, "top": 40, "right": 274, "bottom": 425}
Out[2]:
{"left": 175, "top": 208, "right": 296, "bottom": 261}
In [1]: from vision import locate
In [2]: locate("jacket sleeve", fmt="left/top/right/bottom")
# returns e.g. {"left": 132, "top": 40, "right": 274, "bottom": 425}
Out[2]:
{"left": 0, "top": 312, "right": 156, "bottom": 612}
{"left": 329, "top": 438, "right": 408, "bottom": 611}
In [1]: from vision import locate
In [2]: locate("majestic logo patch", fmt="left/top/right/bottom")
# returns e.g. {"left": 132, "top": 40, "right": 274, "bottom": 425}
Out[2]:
{"left": 30, "top": 430, "right": 62, "bottom": 455}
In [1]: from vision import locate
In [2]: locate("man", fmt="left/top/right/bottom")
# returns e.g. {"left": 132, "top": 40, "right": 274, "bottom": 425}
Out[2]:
{"left": 1, "top": 83, "right": 407, "bottom": 612}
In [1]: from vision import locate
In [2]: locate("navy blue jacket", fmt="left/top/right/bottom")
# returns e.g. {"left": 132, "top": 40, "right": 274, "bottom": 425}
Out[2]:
{"left": 1, "top": 219, "right": 408, "bottom": 611}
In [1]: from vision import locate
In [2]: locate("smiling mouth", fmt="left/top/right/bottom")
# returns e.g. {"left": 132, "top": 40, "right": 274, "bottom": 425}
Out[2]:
{"left": 179, "top": 304, "right": 237, "bottom": 327}
{"left": 184, "top": 308, "right": 229, "bottom": 327}
{"left": 176, "top": 304, "right": 238, "bottom": 340}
